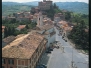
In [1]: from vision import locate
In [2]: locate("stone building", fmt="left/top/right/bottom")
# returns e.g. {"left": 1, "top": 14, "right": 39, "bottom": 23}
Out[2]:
{"left": 2, "top": 33, "right": 47, "bottom": 68}
{"left": 38, "top": 0, "right": 52, "bottom": 10}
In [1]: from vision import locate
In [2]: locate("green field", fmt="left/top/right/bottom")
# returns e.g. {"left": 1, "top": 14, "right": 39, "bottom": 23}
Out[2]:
{"left": 2, "top": 5, "right": 32, "bottom": 16}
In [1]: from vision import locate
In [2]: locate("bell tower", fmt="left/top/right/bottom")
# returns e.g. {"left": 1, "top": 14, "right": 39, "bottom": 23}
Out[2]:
{"left": 37, "top": 12, "right": 43, "bottom": 27}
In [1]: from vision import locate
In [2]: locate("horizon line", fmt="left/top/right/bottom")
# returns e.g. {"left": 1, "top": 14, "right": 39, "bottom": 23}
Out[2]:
{"left": 2, "top": 1, "right": 88, "bottom": 4}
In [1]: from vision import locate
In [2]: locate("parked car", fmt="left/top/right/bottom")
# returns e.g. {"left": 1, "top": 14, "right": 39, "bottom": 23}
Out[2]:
{"left": 56, "top": 46, "right": 59, "bottom": 49}
{"left": 36, "top": 65, "right": 44, "bottom": 68}
{"left": 36, "top": 64, "right": 47, "bottom": 68}
{"left": 65, "top": 40, "right": 67, "bottom": 42}
{"left": 41, "top": 64, "right": 47, "bottom": 68}
{"left": 62, "top": 36, "right": 64, "bottom": 38}
{"left": 48, "top": 48, "right": 53, "bottom": 51}
{"left": 46, "top": 50, "right": 51, "bottom": 53}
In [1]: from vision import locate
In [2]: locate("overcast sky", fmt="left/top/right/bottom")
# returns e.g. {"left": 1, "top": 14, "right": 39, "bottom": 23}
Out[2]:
{"left": 2, "top": 0, "right": 88, "bottom": 4}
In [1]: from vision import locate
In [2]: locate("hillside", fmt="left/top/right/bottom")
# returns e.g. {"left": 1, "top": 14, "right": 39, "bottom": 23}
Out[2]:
{"left": 2, "top": 2, "right": 88, "bottom": 16}
{"left": 55, "top": 2, "right": 88, "bottom": 15}
{"left": 2, "top": 1, "right": 39, "bottom": 6}
{"left": 2, "top": 5, "right": 33, "bottom": 16}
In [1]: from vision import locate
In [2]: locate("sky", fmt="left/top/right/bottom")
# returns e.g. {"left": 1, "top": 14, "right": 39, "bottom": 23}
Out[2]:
{"left": 2, "top": 0, "right": 89, "bottom": 4}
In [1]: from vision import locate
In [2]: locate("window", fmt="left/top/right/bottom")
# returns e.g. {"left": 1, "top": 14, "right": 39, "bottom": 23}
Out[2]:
{"left": 30, "top": 59, "right": 31, "bottom": 63}
{"left": 22, "top": 60, "right": 24, "bottom": 65}
{"left": 8, "top": 59, "right": 14, "bottom": 65}
{"left": 36, "top": 48, "right": 38, "bottom": 53}
{"left": 2, "top": 59, "right": 5, "bottom": 64}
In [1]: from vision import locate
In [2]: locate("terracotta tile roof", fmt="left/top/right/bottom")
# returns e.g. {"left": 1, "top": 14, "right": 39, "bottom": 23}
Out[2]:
{"left": 58, "top": 21, "right": 68, "bottom": 28}
{"left": 2, "top": 36, "right": 16, "bottom": 44}
{"left": 15, "top": 34, "right": 26, "bottom": 39}
{"left": 38, "top": 24, "right": 54, "bottom": 30}
{"left": 17, "top": 25, "right": 26, "bottom": 30}
{"left": 2, "top": 26, "right": 5, "bottom": 29}
{"left": 64, "top": 27, "right": 73, "bottom": 31}
{"left": 2, "top": 26, "right": 5, "bottom": 32}
{"left": 2, "top": 33, "right": 46, "bottom": 59}
{"left": 58, "top": 20, "right": 68, "bottom": 24}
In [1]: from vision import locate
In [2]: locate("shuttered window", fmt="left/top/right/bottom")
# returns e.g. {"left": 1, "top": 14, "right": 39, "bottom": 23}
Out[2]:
{"left": 2, "top": 59, "right": 5, "bottom": 64}
{"left": 8, "top": 59, "right": 14, "bottom": 65}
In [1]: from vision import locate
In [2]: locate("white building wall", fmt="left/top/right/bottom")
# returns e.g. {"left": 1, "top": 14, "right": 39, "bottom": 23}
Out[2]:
{"left": 54, "top": 17, "right": 60, "bottom": 23}
{"left": 36, "top": 27, "right": 56, "bottom": 48}
{"left": 44, "top": 28, "right": 56, "bottom": 48}
{"left": 46, "top": 28, "right": 54, "bottom": 33}
{"left": 47, "top": 34, "right": 55, "bottom": 48}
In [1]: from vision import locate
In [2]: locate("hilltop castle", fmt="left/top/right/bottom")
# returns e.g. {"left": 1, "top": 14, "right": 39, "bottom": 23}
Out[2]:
{"left": 38, "top": 0, "right": 52, "bottom": 10}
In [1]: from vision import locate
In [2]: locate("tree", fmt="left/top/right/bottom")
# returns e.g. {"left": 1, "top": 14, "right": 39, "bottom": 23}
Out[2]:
{"left": 53, "top": 3, "right": 57, "bottom": 9}
{"left": 26, "top": 25, "right": 29, "bottom": 29}
{"left": 68, "top": 20, "right": 89, "bottom": 50}
{"left": 4, "top": 27, "right": 8, "bottom": 38}
{"left": 65, "top": 11, "right": 71, "bottom": 20}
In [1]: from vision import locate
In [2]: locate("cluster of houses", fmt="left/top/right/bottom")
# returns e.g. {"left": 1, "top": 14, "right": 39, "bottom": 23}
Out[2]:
{"left": 2, "top": 0, "right": 53, "bottom": 22}
{"left": 2, "top": 0, "right": 89, "bottom": 68}
{"left": 2, "top": 10, "right": 56, "bottom": 68}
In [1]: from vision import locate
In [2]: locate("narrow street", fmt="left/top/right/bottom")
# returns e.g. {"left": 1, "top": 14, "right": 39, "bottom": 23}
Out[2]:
{"left": 39, "top": 26, "right": 88, "bottom": 68}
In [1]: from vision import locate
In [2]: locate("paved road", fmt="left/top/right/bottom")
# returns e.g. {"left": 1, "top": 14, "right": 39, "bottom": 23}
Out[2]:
{"left": 39, "top": 26, "right": 88, "bottom": 68}
{"left": 47, "top": 27, "right": 88, "bottom": 68}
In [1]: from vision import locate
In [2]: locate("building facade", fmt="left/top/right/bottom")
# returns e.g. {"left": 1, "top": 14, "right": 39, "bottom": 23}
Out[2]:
{"left": 2, "top": 33, "right": 47, "bottom": 68}
{"left": 38, "top": 0, "right": 52, "bottom": 10}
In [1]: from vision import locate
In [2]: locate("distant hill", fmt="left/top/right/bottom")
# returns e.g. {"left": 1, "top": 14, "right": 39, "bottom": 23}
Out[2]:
{"left": 2, "top": 2, "right": 23, "bottom": 6}
{"left": 55, "top": 2, "right": 88, "bottom": 15}
{"left": 2, "top": 2, "right": 88, "bottom": 15}
{"left": 2, "top": 5, "right": 33, "bottom": 16}
{"left": 22, "top": 1, "right": 39, "bottom": 6}
{"left": 2, "top": 1, "right": 39, "bottom": 6}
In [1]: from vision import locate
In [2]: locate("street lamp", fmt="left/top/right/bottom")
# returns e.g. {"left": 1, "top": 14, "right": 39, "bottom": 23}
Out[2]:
{"left": 71, "top": 48, "right": 74, "bottom": 68}
{"left": 60, "top": 45, "right": 75, "bottom": 68}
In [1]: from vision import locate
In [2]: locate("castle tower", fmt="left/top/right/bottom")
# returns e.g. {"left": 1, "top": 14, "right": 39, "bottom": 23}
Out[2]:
{"left": 37, "top": 12, "right": 43, "bottom": 27}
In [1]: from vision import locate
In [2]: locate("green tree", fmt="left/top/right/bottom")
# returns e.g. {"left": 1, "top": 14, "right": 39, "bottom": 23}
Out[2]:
{"left": 65, "top": 11, "right": 71, "bottom": 20}
{"left": 26, "top": 25, "right": 29, "bottom": 29}
{"left": 53, "top": 3, "right": 57, "bottom": 9}
{"left": 68, "top": 20, "right": 88, "bottom": 50}
{"left": 4, "top": 27, "right": 8, "bottom": 38}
